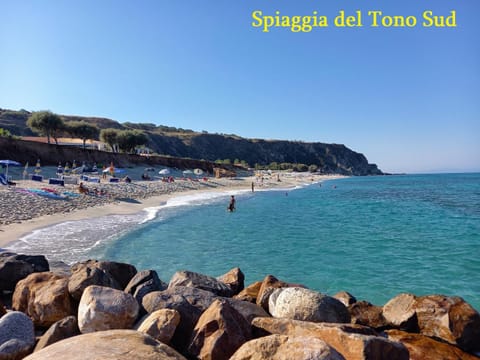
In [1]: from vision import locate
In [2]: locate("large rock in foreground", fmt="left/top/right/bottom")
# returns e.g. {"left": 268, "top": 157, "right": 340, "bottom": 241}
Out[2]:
{"left": 269, "top": 287, "right": 351, "bottom": 323}
{"left": 230, "top": 334, "right": 345, "bottom": 360}
{"left": 0, "top": 311, "right": 36, "bottom": 360}
{"left": 386, "top": 329, "right": 479, "bottom": 360}
{"left": 34, "top": 315, "right": 80, "bottom": 352}
{"left": 188, "top": 299, "right": 251, "bottom": 360}
{"left": 12, "top": 272, "right": 73, "bottom": 327}
{"left": 252, "top": 317, "right": 409, "bottom": 360}
{"left": 78, "top": 285, "right": 139, "bottom": 333}
{"left": 24, "top": 330, "right": 187, "bottom": 360}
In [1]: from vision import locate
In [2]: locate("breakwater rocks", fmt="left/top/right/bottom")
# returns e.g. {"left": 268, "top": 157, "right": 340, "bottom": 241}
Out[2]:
{"left": 1, "top": 253, "right": 479, "bottom": 359}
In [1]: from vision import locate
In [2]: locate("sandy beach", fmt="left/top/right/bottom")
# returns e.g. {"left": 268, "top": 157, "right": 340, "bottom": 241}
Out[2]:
{"left": 0, "top": 173, "right": 344, "bottom": 248}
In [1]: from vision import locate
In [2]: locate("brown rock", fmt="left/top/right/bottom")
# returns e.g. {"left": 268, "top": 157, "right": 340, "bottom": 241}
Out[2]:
{"left": 216, "top": 267, "right": 245, "bottom": 295}
{"left": 94, "top": 260, "right": 137, "bottom": 289}
{"left": 34, "top": 315, "right": 80, "bottom": 351}
{"left": 386, "top": 329, "right": 479, "bottom": 360}
{"left": 78, "top": 285, "right": 139, "bottom": 333}
{"left": 382, "top": 293, "right": 418, "bottom": 331}
{"left": 334, "top": 291, "right": 357, "bottom": 307}
{"left": 414, "top": 295, "right": 480, "bottom": 353}
{"left": 24, "top": 329, "right": 187, "bottom": 359}
{"left": 136, "top": 309, "right": 180, "bottom": 345}
{"left": 252, "top": 317, "right": 409, "bottom": 360}
{"left": 234, "top": 281, "right": 262, "bottom": 303}
{"left": 142, "top": 287, "right": 218, "bottom": 353}
{"left": 349, "top": 301, "right": 388, "bottom": 330}
{"left": 188, "top": 299, "right": 251, "bottom": 360}
{"left": 230, "top": 334, "right": 345, "bottom": 360}
{"left": 68, "top": 262, "right": 120, "bottom": 301}
{"left": 226, "top": 298, "right": 270, "bottom": 325}
{"left": 12, "top": 272, "right": 73, "bottom": 327}
{"left": 0, "top": 253, "right": 49, "bottom": 292}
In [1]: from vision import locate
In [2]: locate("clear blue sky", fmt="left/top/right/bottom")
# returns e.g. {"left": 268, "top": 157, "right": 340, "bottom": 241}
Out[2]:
{"left": 1, "top": 0, "right": 478, "bottom": 173}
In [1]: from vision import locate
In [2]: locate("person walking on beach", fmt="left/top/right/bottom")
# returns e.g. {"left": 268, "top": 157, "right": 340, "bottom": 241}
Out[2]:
{"left": 228, "top": 195, "right": 236, "bottom": 212}
{"left": 251, "top": 182, "right": 255, "bottom": 192}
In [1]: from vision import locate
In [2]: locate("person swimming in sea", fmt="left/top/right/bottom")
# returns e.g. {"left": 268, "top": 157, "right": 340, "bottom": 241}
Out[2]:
{"left": 228, "top": 195, "right": 236, "bottom": 212}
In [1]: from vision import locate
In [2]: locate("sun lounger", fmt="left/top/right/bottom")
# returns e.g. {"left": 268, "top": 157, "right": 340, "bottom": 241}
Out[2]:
{"left": 109, "top": 178, "right": 120, "bottom": 183}
{"left": 62, "top": 176, "right": 78, "bottom": 185}
{"left": 88, "top": 177, "right": 100, "bottom": 183}
{"left": 31, "top": 174, "right": 43, "bottom": 182}
{"left": 49, "top": 178, "right": 65, "bottom": 186}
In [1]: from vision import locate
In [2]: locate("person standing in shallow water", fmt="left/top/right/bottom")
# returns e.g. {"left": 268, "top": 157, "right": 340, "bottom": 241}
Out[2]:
{"left": 228, "top": 195, "right": 236, "bottom": 212}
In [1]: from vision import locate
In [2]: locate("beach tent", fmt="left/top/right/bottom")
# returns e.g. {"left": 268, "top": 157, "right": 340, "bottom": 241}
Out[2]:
{"left": 159, "top": 168, "right": 170, "bottom": 175}
{"left": 0, "top": 160, "right": 21, "bottom": 179}
{"left": 193, "top": 168, "right": 204, "bottom": 176}
{"left": 183, "top": 170, "right": 193, "bottom": 175}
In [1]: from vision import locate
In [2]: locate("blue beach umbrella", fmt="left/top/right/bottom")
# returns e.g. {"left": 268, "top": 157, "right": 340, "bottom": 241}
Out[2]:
{"left": 0, "top": 159, "right": 21, "bottom": 179}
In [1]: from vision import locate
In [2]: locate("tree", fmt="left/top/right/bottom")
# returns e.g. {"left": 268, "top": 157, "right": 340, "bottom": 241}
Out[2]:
{"left": 117, "top": 130, "right": 148, "bottom": 153}
{"left": 27, "top": 111, "right": 64, "bottom": 144}
{"left": 100, "top": 128, "right": 120, "bottom": 152}
{"left": 65, "top": 121, "right": 100, "bottom": 149}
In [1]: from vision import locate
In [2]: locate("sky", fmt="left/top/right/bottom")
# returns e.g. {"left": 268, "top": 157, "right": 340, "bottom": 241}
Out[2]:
{"left": 0, "top": 0, "right": 479, "bottom": 174}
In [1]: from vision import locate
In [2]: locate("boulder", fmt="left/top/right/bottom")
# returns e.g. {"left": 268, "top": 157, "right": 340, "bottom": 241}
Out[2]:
{"left": 234, "top": 281, "right": 262, "bottom": 303}
{"left": 382, "top": 293, "right": 418, "bottom": 331}
{"left": 188, "top": 299, "right": 251, "bottom": 360}
{"left": 349, "top": 301, "right": 388, "bottom": 330}
{"left": 0, "top": 311, "right": 35, "bottom": 360}
{"left": 142, "top": 287, "right": 219, "bottom": 353}
{"left": 94, "top": 260, "right": 137, "bottom": 289}
{"left": 216, "top": 267, "right": 245, "bottom": 295}
{"left": 252, "top": 317, "right": 409, "bottom": 360}
{"left": 0, "top": 252, "right": 49, "bottom": 291}
{"left": 68, "top": 261, "right": 121, "bottom": 301}
{"left": 34, "top": 315, "right": 80, "bottom": 352}
{"left": 386, "top": 329, "right": 479, "bottom": 360}
{"left": 269, "top": 287, "right": 351, "bottom": 323}
{"left": 334, "top": 291, "right": 357, "bottom": 307}
{"left": 256, "top": 275, "right": 303, "bottom": 311}
{"left": 0, "top": 299, "right": 5, "bottom": 317}
{"left": 48, "top": 260, "right": 71, "bottom": 277}
{"left": 414, "top": 295, "right": 480, "bottom": 353}
{"left": 169, "top": 270, "right": 233, "bottom": 297}
{"left": 125, "top": 270, "right": 167, "bottom": 310}
{"left": 23, "top": 329, "right": 187, "bottom": 360}
{"left": 78, "top": 285, "right": 139, "bottom": 333}
{"left": 136, "top": 309, "right": 180, "bottom": 345}
{"left": 226, "top": 298, "right": 270, "bottom": 325}
{"left": 230, "top": 334, "right": 345, "bottom": 360}
{"left": 12, "top": 272, "right": 73, "bottom": 327}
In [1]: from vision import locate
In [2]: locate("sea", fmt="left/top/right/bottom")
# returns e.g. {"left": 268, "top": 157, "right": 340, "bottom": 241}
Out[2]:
{"left": 6, "top": 173, "right": 480, "bottom": 311}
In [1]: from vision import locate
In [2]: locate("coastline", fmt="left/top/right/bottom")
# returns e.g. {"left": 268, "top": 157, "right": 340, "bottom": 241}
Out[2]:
{"left": 0, "top": 173, "right": 344, "bottom": 249}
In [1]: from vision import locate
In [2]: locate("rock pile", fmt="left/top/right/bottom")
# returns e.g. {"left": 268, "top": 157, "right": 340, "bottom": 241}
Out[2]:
{"left": 0, "top": 252, "right": 479, "bottom": 359}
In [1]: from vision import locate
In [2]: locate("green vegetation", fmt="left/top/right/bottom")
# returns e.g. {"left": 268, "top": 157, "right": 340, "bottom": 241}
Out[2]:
{"left": 0, "top": 128, "right": 13, "bottom": 138}
{"left": 100, "top": 128, "right": 119, "bottom": 152}
{"left": 100, "top": 128, "right": 148, "bottom": 153}
{"left": 64, "top": 121, "right": 100, "bottom": 149}
{"left": 27, "top": 111, "right": 64, "bottom": 144}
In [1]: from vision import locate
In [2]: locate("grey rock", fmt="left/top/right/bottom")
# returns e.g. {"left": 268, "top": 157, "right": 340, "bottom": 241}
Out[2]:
{"left": 269, "top": 287, "right": 351, "bottom": 323}
{"left": 0, "top": 311, "right": 35, "bottom": 359}
{"left": 169, "top": 270, "right": 233, "bottom": 297}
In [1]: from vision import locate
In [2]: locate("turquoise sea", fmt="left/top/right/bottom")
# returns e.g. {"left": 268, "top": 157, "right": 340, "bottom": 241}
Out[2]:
{"left": 8, "top": 173, "right": 480, "bottom": 310}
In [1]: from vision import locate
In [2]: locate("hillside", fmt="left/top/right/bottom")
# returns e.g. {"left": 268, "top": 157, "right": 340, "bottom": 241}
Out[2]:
{"left": 0, "top": 108, "right": 383, "bottom": 175}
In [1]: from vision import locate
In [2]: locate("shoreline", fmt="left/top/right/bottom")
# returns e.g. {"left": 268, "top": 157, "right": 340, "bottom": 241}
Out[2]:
{"left": 0, "top": 173, "right": 344, "bottom": 249}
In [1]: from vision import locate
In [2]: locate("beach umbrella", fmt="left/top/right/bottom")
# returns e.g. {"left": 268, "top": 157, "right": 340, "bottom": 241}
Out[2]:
{"left": 34, "top": 159, "right": 41, "bottom": 174}
{"left": 0, "top": 160, "right": 21, "bottom": 179}
{"left": 193, "top": 168, "right": 204, "bottom": 176}
{"left": 23, "top": 161, "right": 29, "bottom": 180}
{"left": 159, "top": 168, "right": 170, "bottom": 175}
{"left": 64, "top": 162, "right": 71, "bottom": 175}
